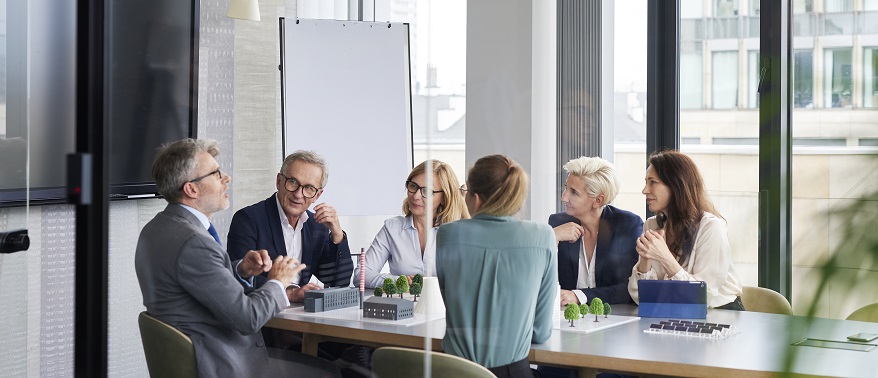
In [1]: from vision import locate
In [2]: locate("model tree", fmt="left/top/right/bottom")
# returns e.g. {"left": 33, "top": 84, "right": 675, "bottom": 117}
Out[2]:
{"left": 603, "top": 303, "right": 612, "bottom": 318}
{"left": 409, "top": 282, "right": 422, "bottom": 302}
{"left": 395, "top": 276, "right": 409, "bottom": 298}
{"left": 412, "top": 273, "right": 423, "bottom": 286}
{"left": 579, "top": 303, "right": 590, "bottom": 318}
{"left": 564, "top": 303, "right": 581, "bottom": 327}
{"left": 590, "top": 298, "right": 604, "bottom": 322}
{"left": 373, "top": 286, "right": 383, "bottom": 297}
{"left": 382, "top": 278, "right": 397, "bottom": 297}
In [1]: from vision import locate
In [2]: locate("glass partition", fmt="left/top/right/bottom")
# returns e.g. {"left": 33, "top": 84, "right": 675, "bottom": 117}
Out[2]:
{"left": 791, "top": 0, "right": 878, "bottom": 317}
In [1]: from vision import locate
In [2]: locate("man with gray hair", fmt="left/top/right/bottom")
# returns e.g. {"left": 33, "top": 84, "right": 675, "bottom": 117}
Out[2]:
{"left": 135, "top": 138, "right": 340, "bottom": 377}
{"left": 228, "top": 150, "right": 353, "bottom": 303}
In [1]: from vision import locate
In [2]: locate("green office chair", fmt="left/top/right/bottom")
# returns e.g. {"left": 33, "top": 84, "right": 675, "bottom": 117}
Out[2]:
{"left": 846, "top": 303, "right": 878, "bottom": 323}
{"left": 138, "top": 311, "right": 198, "bottom": 378}
{"left": 372, "top": 347, "right": 496, "bottom": 378}
{"left": 741, "top": 286, "right": 793, "bottom": 315}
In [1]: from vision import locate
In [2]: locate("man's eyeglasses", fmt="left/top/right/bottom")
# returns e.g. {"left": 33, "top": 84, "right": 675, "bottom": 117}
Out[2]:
{"left": 182, "top": 168, "right": 223, "bottom": 190}
{"left": 281, "top": 173, "right": 320, "bottom": 198}
{"left": 405, "top": 180, "right": 442, "bottom": 198}
{"left": 459, "top": 184, "right": 468, "bottom": 196}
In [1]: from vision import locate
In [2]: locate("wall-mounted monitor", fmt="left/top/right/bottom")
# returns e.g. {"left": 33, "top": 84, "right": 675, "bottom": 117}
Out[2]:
{"left": 0, "top": 0, "right": 199, "bottom": 206}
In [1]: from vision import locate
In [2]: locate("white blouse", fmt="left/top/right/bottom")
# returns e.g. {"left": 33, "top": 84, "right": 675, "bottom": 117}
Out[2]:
{"left": 628, "top": 212, "right": 743, "bottom": 308}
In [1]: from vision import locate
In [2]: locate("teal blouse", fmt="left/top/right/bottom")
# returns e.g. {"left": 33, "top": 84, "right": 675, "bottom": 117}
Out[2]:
{"left": 436, "top": 213, "right": 558, "bottom": 368}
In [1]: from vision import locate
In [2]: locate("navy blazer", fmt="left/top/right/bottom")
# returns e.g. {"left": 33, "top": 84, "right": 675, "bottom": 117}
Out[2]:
{"left": 227, "top": 193, "right": 354, "bottom": 288}
{"left": 549, "top": 205, "right": 642, "bottom": 304}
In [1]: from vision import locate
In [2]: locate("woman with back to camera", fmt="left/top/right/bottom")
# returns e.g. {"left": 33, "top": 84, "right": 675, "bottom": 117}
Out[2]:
{"left": 437, "top": 154, "right": 557, "bottom": 378}
{"left": 355, "top": 160, "right": 468, "bottom": 288}
{"left": 628, "top": 150, "right": 744, "bottom": 310}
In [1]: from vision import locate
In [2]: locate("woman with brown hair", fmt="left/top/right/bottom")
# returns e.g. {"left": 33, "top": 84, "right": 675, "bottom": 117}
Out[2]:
{"left": 355, "top": 160, "right": 468, "bottom": 288}
{"left": 628, "top": 150, "right": 744, "bottom": 310}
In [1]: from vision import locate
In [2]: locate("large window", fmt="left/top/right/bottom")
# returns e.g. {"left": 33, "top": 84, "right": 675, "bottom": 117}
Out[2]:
{"left": 865, "top": 47, "right": 878, "bottom": 107}
{"left": 681, "top": 43, "right": 704, "bottom": 109}
{"left": 824, "top": 48, "right": 853, "bottom": 108}
{"left": 794, "top": 50, "right": 814, "bottom": 108}
{"left": 712, "top": 51, "right": 739, "bottom": 109}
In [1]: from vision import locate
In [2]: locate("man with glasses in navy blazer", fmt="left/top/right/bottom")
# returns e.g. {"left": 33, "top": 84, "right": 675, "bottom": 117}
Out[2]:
{"left": 228, "top": 150, "right": 353, "bottom": 303}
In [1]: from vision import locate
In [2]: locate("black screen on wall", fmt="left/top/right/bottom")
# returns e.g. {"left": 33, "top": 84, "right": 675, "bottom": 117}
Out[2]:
{"left": 0, "top": 0, "right": 198, "bottom": 206}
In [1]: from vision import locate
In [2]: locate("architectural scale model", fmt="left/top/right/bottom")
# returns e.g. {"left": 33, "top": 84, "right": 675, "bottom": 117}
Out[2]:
{"left": 363, "top": 296, "right": 414, "bottom": 320}
{"left": 304, "top": 287, "right": 360, "bottom": 312}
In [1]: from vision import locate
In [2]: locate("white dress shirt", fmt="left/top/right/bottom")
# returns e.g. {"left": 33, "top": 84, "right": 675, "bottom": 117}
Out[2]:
{"left": 275, "top": 196, "right": 309, "bottom": 286}
{"left": 573, "top": 239, "right": 597, "bottom": 305}
{"left": 354, "top": 215, "right": 437, "bottom": 288}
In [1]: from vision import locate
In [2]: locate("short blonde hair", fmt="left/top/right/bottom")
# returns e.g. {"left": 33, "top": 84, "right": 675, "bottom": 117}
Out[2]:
{"left": 403, "top": 160, "right": 469, "bottom": 226}
{"left": 563, "top": 156, "right": 619, "bottom": 205}
{"left": 467, "top": 155, "right": 528, "bottom": 217}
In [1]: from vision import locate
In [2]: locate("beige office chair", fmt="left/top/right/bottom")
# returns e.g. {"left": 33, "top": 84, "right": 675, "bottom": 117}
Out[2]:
{"left": 138, "top": 311, "right": 198, "bottom": 378}
{"left": 372, "top": 347, "right": 496, "bottom": 378}
{"left": 741, "top": 286, "right": 793, "bottom": 315}
{"left": 846, "top": 303, "right": 878, "bottom": 323}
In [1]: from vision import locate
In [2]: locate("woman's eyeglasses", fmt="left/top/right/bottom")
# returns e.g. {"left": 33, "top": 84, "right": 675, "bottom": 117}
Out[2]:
{"left": 405, "top": 180, "right": 442, "bottom": 198}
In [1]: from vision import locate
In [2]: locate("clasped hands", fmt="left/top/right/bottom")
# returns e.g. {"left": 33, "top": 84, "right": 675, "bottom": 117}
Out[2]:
{"left": 237, "top": 249, "right": 306, "bottom": 287}
{"left": 635, "top": 229, "right": 682, "bottom": 275}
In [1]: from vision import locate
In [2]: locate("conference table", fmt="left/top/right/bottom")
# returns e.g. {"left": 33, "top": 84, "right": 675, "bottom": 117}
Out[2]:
{"left": 266, "top": 302, "right": 878, "bottom": 377}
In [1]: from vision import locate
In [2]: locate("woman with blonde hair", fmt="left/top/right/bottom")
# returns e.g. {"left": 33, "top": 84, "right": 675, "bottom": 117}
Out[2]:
{"left": 551, "top": 156, "right": 642, "bottom": 307}
{"left": 628, "top": 150, "right": 743, "bottom": 310}
{"left": 437, "top": 154, "right": 557, "bottom": 378}
{"left": 356, "top": 160, "right": 468, "bottom": 288}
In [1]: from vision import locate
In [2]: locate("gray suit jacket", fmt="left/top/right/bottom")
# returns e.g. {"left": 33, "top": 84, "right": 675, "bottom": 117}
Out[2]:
{"left": 135, "top": 204, "right": 287, "bottom": 377}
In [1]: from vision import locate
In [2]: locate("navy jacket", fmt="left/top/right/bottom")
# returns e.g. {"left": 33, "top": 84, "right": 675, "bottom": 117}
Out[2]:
{"left": 227, "top": 193, "right": 353, "bottom": 288}
{"left": 548, "top": 205, "right": 642, "bottom": 304}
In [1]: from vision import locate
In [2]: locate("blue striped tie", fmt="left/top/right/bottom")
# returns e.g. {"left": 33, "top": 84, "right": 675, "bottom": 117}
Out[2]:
{"left": 207, "top": 223, "right": 221, "bottom": 246}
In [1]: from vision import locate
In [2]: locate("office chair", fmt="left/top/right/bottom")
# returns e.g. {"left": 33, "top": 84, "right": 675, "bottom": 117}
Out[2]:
{"left": 846, "top": 303, "right": 878, "bottom": 323}
{"left": 372, "top": 347, "right": 496, "bottom": 378}
{"left": 741, "top": 286, "right": 793, "bottom": 315}
{"left": 138, "top": 311, "right": 198, "bottom": 378}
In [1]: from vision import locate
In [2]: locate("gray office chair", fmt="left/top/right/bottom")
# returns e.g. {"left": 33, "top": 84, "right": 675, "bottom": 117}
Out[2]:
{"left": 741, "top": 286, "right": 793, "bottom": 315}
{"left": 138, "top": 311, "right": 197, "bottom": 378}
{"left": 372, "top": 347, "right": 496, "bottom": 378}
{"left": 846, "top": 303, "right": 878, "bottom": 323}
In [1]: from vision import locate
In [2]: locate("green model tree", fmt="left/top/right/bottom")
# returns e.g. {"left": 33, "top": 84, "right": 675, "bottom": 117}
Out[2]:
{"left": 590, "top": 298, "right": 604, "bottom": 322}
{"left": 579, "top": 303, "right": 590, "bottom": 318}
{"left": 395, "top": 276, "right": 409, "bottom": 298}
{"left": 564, "top": 303, "right": 581, "bottom": 327}
{"left": 603, "top": 303, "right": 612, "bottom": 318}
{"left": 373, "top": 286, "right": 383, "bottom": 297}
{"left": 382, "top": 278, "right": 397, "bottom": 297}
{"left": 412, "top": 273, "right": 423, "bottom": 286}
{"left": 409, "top": 282, "right": 422, "bottom": 302}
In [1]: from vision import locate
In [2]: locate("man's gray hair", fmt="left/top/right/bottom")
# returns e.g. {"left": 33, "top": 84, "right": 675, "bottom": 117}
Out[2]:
{"left": 152, "top": 138, "right": 220, "bottom": 203}
{"left": 280, "top": 150, "right": 329, "bottom": 187}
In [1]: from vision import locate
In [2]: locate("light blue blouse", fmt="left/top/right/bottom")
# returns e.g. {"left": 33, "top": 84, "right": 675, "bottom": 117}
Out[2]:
{"left": 354, "top": 215, "right": 438, "bottom": 288}
{"left": 437, "top": 214, "right": 558, "bottom": 369}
